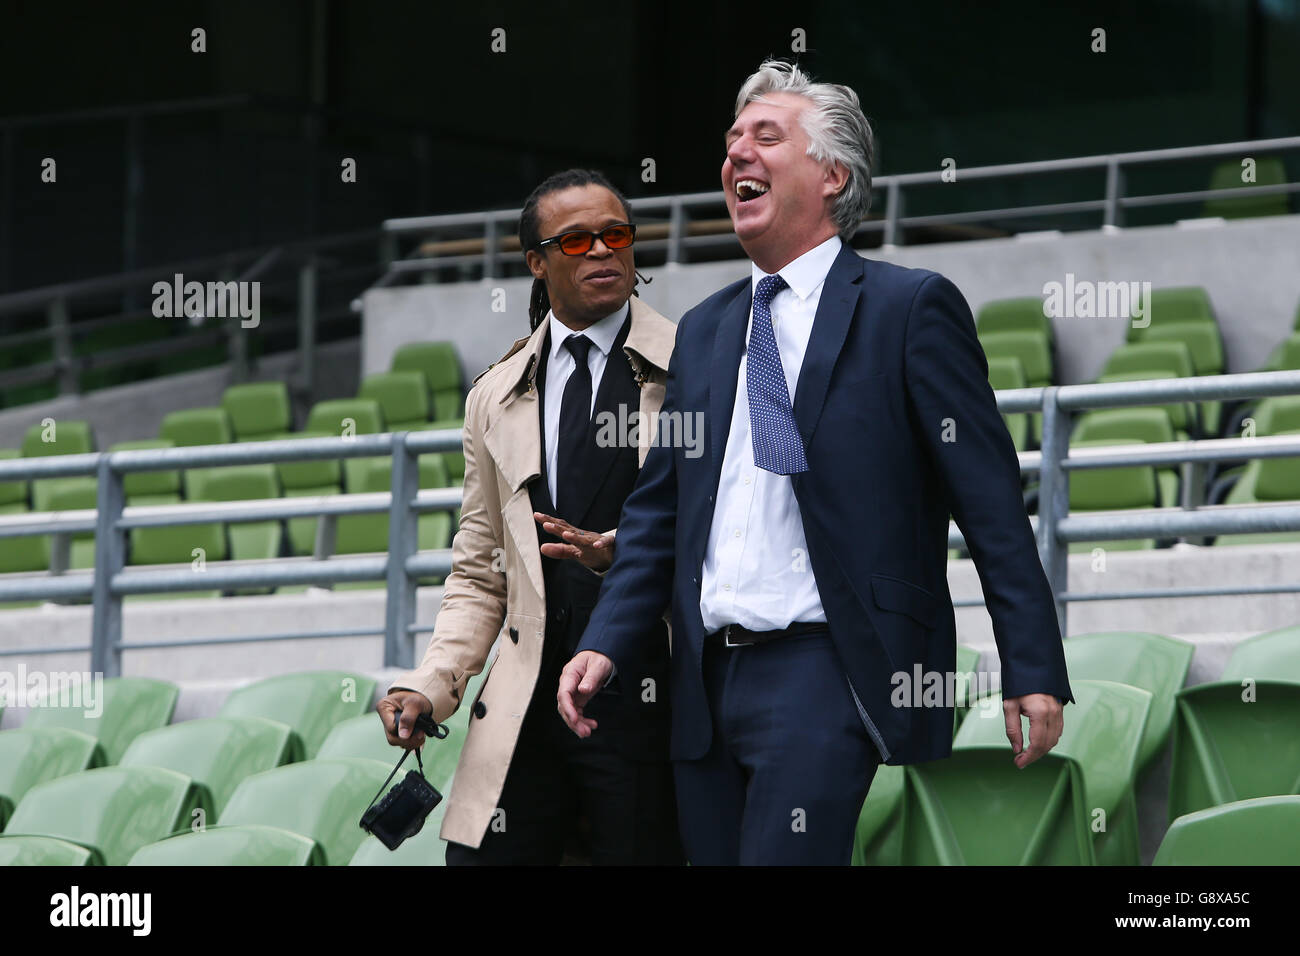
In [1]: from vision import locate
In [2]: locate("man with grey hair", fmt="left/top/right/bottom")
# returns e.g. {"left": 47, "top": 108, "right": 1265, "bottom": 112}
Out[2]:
{"left": 558, "top": 59, "right": 1073, "bottom": 864}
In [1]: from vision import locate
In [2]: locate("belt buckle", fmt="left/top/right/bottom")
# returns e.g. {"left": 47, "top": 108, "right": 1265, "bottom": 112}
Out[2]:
{"left": 723, "top": 624, "right": 743, "bottom": 648}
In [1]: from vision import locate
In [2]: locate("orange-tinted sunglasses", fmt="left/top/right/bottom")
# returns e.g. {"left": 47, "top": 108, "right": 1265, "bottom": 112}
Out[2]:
{"left": 534, "top": 222, "right": 636, "bottom": 256}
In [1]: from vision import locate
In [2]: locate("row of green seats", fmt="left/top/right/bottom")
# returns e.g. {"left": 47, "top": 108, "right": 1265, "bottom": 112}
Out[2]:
{"left": 0, "top": 669, "right": 483, "bottom": 865}
{"left": 854, "top": 626, "right": 1299, "bottom": 865}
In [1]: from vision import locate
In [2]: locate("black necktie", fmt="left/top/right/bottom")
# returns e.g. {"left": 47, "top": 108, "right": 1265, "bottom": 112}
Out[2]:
{"left": 556, "top": 334, "right": 594, "bottom": 518}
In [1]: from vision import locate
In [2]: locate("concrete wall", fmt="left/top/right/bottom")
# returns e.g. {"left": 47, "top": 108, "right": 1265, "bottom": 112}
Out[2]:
{"left": 362, "top": 214, "right": 1300, "bottom": 387}
{"left": 0, "top": 339, "right": 360, "bottom": 452}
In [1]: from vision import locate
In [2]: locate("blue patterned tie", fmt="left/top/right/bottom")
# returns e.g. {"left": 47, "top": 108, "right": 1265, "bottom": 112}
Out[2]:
{"left": 747, "top": 273, "right": 808, "bottom": 474}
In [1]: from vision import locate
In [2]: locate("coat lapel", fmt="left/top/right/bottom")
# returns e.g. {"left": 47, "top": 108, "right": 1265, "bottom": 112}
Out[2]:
{"left": 792, "top": 242, "right": 864, "bottom": 448}
{"left": 708, "top": 283, "right": 754, "bottom": 479}
{"left": 482, "top": 324, "right": 549, "bottom": 600}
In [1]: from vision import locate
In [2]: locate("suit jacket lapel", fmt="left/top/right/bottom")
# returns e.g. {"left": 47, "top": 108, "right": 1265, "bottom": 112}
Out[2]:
{"left": 792, "top": 242, "right": 864, "bottom": 448}
{"left": 708, "top": 283, "right": 754, "bottom": 480}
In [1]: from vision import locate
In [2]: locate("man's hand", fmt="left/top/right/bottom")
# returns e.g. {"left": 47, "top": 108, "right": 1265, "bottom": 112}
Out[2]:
{"left": 1003, "top": 693, "right": 1064, "bottom": 769}
{"left": 557, "top": 650, "right": 614, "bottom": 737}
{"left": 535, "top": 512, "right": 614, "bottom": 572}
{"left": 376, "top": 689, "right": 434, "bottom": 751}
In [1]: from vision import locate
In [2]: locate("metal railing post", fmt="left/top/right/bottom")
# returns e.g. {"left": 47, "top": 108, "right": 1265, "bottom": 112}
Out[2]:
{"left": 1104, "top": 157, "right": 1124, "bottom": 228}
{"left": 297, "top": 254, "right": 318, "bottom": 395}
{"left": 1035, "top": 387, "right": 1070, "bottom": 638}
{"left": 883, "top": 179, "right": 903, "bottom": 246}
{"left": 223, "top": 262, "right": 250, "bottom": 383}
{"left": 667, "top": 200, "right": 686, "bottom": 264}
{"left": 90, "top": 454, "right": 126, "bottom": 677}
{"left": 483, "top": 217, "right": 499, "bottom": 280}
{"left": 384, "top": 433, "right": 419, "bottom": 668}
{"left": 48, "top": 296, "right": 77, "bottom": 396}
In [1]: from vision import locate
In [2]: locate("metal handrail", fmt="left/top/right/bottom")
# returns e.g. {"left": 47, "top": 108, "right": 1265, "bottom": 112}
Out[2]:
{"left": 368, "top": 135, "right": 1300, "bottom": 282}
{"left": 2, "top": 370, "right": 1299, "bottom": 672}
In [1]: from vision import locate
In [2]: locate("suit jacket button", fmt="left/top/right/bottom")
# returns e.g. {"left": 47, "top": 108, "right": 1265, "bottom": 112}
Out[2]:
{"left": 509, "top": 626, "right": 519, "bottom": 643}
{"left": 473, "top": 701, "right": 487, "bottom": 719}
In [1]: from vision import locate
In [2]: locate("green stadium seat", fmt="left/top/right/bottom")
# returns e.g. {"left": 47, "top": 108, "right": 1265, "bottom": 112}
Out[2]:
{"left": 1143, "top": 321, "right": 1225, "bottom": 377}
{"left": 1260, "top": 332, "right": 1300, "bottom": 374}
{"left": 334, "top": 455, "right": 452, "bottom": 583}
{"left": 159, "top": 407, "right": 234, "bottom": 448}
{"left": 111, "top": 439, "right": 182, "bottom": 503}
{"left": 1216, "top": 429, "right": 1300, "bottom": 545}
{"left": 427, "top": 418, "right": 467, "bottom": 485}
{"left": 199, "top": 464, "right": 283, "bottom": 569}
{"left": 23, "top": 676, "right": 179, "bottom": 764}
{"left": 1168, "top": 625, "right": 1300, "bottom": 821}
{"left": 978, "top": 330, "right": 1052, "bottom": 387}
{"left": 21, "top": 419, "right": 95, "bottom": 458}
{"left": 0, "top": 448, "right": 29, "bottom": 508}
{"left": 128, "top": 823, "right": 325, "bottom": 865}
{"left": 159, "top": 407, "right": 235, "bottom": 500}
{"left": 0, "top": 727, "right": 105, "bottom": 829}
{"left": 1202, "top": 157, "right": 1291, "bottom": 220}
{"left": 221, "top": 382, "right": 293, "bottom": 440}
{"left": 218, "top": 670, "right": 378, "bottom": 758}
{"left": 119, "top": 716, "right": 301, "bottom": 815}
{"left": 986, "top": 356, "right": 1030, "bottom": 453}
{"left": 126, "top": 513, "right": 226, "bottom": 600}
{"left": 0, "top": 834, "right": 96, "bottom": 865}
{"left": 1071, "top": 408, "right": 1180, "bottom": 508}
{"left": 305, "top": 398, "right": 384, "bottom": 438}
{"left": 976, "top": 296, "right": 1053, "bottom": 342}
{"left": 1102, "top": 338, "right": 1218, "bottom": 435}
{"left": 37, "top": 476, "right": 98, "bottom": 570}
{"left": 271, "top": 431, "right": 343, "bottom": 557}
{"left": 1, "top": 765, "right": 210, "bottom": 865}
{"left": 1062, "top": 631, "right": 1194, "bottom": 769}
{"left": 359, "top": 371, "right": 431, "bottom": 430}
{"left": 852, "top": 645, "right": 984, "bottom": 868}
{"left": 318, "top": 713, "right": 399, "bottom": 764}
{"left": 899, "top": 680, "right": 1151, "bottom": 865}
{"left": 1095, "top": 370, "right": 1195, "bottom": 436}
{"left": 391, "top": 341, "right": 464, "bottom": 420}
{"left": 850, "top": 764, "right": 905, "bottom": 867}
{"left": 218, "top": 757, "right": 392, "bottom": 865}
{"left": 1154, "top": 795, "right": 1300, "bottom": 865}
{"left": 306, "top": 398, "right": 386, "bottom": 493}
{"left": 1068, "top": 438, "right": 1161, "bottom": 552}
{"left": 1128, "top": 286, "right": 1216, "bottom": 344}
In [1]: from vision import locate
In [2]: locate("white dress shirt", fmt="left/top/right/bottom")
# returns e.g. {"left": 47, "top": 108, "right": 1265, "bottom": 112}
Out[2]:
{"left": 542, "top": 304, "right": 628, "bottom": 506}
{"left": 699, "top": 235, "right": 842, "bottom": 633}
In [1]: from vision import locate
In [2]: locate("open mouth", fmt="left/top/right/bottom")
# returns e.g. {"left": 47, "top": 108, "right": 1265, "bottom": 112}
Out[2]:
{"left": 735, "top": 178, "right": 770, "bottom": 203}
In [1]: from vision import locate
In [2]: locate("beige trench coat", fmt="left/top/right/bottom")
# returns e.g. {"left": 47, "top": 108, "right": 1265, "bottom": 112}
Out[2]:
{"left": 388, "top": 295, "right": 676, "bottom": 849}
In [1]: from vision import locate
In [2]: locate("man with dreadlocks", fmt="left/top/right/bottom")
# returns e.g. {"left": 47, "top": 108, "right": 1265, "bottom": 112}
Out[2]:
{"left": 379, "top": 169, "right": 683, "bottom": 864}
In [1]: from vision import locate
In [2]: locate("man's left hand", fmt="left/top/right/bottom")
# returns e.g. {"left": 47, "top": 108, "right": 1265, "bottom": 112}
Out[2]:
{"left": 534, "top": 512, "right": 614, "bottom": 572}
{"left": 1003, "top": 692, "right": 1064, "bottom": 769}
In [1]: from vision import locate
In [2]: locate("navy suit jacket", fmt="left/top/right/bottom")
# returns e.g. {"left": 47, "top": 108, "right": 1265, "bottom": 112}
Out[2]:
{"left": 577, "top": 240, "right": 1074, "bottom": 765}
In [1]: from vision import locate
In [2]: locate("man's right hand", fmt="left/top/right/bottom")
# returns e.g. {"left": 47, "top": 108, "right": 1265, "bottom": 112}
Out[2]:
{"left": 377, "top": 689, "right": 434, "bottom": 750}
{"left": 557, "top": 650, "right": 614, "bottom": 738}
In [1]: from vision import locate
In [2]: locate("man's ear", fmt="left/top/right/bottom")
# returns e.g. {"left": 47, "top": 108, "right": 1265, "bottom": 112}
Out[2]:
{"left": 823, "top": 161, "right": 849, "bottom": 199}
{"left": 525, "top": 249, "right": 546, "bottom": 280}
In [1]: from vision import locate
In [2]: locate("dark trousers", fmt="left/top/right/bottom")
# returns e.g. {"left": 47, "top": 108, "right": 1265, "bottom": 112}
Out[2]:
{"left": 673, "top": 629, "right": 881, "bottom": 865}
{"left": 445, "top": 674, "right": 683, "bottom": 866}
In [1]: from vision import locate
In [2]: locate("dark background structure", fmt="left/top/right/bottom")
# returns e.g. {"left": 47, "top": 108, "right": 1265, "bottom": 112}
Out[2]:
{"left": 1, "top": 0, "right": 1298, "bottom": 292}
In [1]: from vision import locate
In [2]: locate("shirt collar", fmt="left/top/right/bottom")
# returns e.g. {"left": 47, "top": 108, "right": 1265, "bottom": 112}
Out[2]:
{"left": 750, "top": 234, "right": 843, "bottom": 302}
{"left": 547, "top": 301, "right": 628, "bottom": 362}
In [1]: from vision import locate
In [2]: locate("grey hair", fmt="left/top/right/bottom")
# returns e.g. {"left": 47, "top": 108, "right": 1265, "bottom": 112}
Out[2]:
{"left": 734, "top": 59, "right": 874, "bottom": 240}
